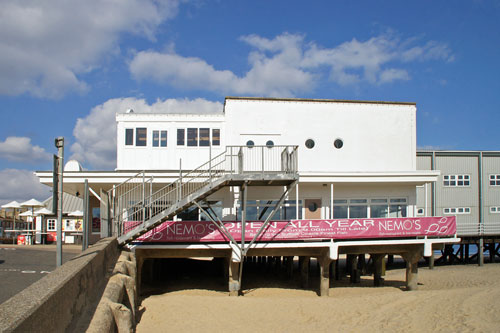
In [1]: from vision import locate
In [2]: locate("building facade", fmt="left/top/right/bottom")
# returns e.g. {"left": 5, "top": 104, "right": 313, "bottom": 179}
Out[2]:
{"left": 107, "top": 97, "right": 437, "bottom": 227}
{"left": 417, "top": 151, "right": 500, "bottom": 238}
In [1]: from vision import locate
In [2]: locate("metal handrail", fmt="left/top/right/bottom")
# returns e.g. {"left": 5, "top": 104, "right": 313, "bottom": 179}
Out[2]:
{"left": 111, "top": 145, "right": 299, "bottom": 239}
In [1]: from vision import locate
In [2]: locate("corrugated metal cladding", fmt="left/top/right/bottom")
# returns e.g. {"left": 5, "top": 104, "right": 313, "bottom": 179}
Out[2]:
{"left": 417, "top": 151, "right": 500, "bottom": 237}
{"left": 435, "top": 155, "right": 479, "bottom": 236}
{"left": 43, "top": 193, "right": 83, "bottom": 214}
{"left": 416, "top": 155, "right": 432, "bottom": 211}
{"left": 482, "top": 156, "right": 500, "bottom": 235}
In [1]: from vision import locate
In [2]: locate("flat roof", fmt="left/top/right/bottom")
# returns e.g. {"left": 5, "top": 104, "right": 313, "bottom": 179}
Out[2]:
{"left": 417, "top": 150, "right": 500, "bottom": 157}
{"left": 225, "top": 96, "right": 416, "bottom": 106}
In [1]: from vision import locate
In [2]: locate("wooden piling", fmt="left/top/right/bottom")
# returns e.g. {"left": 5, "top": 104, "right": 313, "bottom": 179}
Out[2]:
{"left": 228, "top": 260, "right": 240, "bottom": 296}
{"left": 402, "top": 251, "right": 422, "bottom": 291}
{"left": 348, "top": 255, "right": 360, "bottom": 283}
{"left": 428, "top": 252, "right": 435, "bottom": 270}
{"left": 318, "top": 256, "right": 331, "bottom": 297}
{"left": 372, "top": 254, "right": 385, "bottom": 287}
{"left": 299, "top": 256, "right": 310, "bottom": 289}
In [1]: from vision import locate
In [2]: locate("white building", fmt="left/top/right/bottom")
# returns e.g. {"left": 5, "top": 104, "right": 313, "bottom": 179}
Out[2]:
{"left": 37, "top": 96, "right": 439, "bottom": 243}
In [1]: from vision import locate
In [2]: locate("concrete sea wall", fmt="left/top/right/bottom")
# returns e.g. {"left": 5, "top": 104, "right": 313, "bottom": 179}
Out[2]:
{"left": 0, "top": 237, "right": 120, "bottom": 332}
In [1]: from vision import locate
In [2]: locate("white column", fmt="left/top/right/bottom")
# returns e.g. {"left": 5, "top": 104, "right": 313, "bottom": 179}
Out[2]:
{"left": 296, "top": 182, "right": 299, "bottom": 219}
{"left": 330, "top": 183, "right": 334, "bottom": 219}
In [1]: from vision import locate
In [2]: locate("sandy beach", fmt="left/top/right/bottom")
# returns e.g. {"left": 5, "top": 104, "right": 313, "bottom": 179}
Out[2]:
{"left": 136, "top": 260, "right": 500, "bottom": 332}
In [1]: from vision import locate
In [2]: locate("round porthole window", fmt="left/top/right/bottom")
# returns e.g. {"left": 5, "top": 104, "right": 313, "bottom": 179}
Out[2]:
{"left": 308, "top": 202, "right": 318, "bottom": 212}
{"left": 305, "top": 139, "right": 315, "bottom": 149}
{"left": 266, "top": 140, "right": 274, "bottom": 148}
{"left": 246, "top": 140, "right": 255, "bottom": 148}
{"left": 334, "top": 138, "right": 344, "bottom": 149}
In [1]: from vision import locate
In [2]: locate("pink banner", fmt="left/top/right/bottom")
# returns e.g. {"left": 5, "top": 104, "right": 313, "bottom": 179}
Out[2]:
{"left": 131, "top": 216, "right": 456, "bottom": 243}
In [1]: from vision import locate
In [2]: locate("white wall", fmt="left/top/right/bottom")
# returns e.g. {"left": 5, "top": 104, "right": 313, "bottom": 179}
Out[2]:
{"left": 116, "top": 98, "right": 417, "bottom": 173}
{"left": 116, "top": 113, "right": 225, "bottom": 170}
{"left": 224, "top": 98, "right": 417, "bottom": 172}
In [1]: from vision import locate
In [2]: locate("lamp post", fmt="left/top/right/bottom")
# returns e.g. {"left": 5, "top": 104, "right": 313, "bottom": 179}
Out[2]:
{"left": 55, "top": 137, "right": 64, "bottom": 267}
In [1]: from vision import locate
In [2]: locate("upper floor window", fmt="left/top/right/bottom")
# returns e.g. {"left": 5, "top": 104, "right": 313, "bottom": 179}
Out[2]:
{"left": 177, "top": 129, "right": 185, "bottom": 146}
{"left": 443, "top": 174, "right": 470, "bottom": 187}
{"left": 153, "top": 130, "right": 167, "bottom": 147}
{"left": 178, "top": 128, "right": 221, "bottom": 147}
{"left": 212, "top": 129, "right": 220, "bottom": 146}
{"left": 135, "top": 128, "right": 147, "bottom": 146}
{"left": 333, "top": 138, "right": 343, "bottom": 149}
{"left": 443, "top": 207, "right": 471, "bottom": 215}
{"left": 305, "top": 139, "right": 315, "bottom": 149}
{"left": 490, "top": 206, "right": 500, "bottom": 213}
{"left": 489, "top": 174, "right": 500, "bottom": 186}
{"left": 199, "top": 128, "right": 210, "bottom": 146}
{"left": 125, "top": 129, "right": 133, "bottom": 146}
{"left": 187, "top": 128, "right": 198, "bottom": 146}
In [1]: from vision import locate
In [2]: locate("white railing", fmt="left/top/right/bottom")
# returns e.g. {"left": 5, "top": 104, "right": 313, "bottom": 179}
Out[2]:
{"left": 111, "top": 145, "right": 298, "bottom": 240}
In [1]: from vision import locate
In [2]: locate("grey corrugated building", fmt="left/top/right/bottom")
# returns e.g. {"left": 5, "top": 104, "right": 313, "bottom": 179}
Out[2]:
{"left": 417, "top": 151, "right": 500, "bottom": 263}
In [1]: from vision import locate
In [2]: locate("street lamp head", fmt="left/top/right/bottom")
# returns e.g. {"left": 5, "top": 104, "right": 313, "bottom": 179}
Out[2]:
{"left": 54, "top": 137, "right": 64, "bottom": 148}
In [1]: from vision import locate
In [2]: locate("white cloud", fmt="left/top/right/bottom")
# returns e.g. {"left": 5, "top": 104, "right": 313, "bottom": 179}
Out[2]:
{"left": 70, "top": 97, "right": 222, "bottom": 169}
{"left": 0, "top": 169, "right": 51, "bottom": 205}
{"left": 130, "top": 33, "right": 315, "bottom": 97}
{"left": 379, "top": 69, "right": 410, "bottom": 84}
{"left": 0, "top": 0, "right": 180, "bottom": 98}
{"left": 0, "top": 136, "right": 51, "bottom": 163}
{"left": 130, "top": 32, "right": 453, "bottom": 95}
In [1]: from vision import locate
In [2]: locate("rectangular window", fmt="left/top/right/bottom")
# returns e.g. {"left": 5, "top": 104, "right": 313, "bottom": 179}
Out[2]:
{"left": 417, "top": 208, "right": 425, "bottom": 215}
{"left": 490, "top": 206, "right": 500, "bottom": 213}
{"left": 160, "top": 130, "right": 167, "bottom": 147}
{"left": 444, "top": 174, "right": 470, "bottom": 187}
{"left": 350, "top": 205, "right": 368, "bottom": 218}
{"left": 237, "top": 199, "right": 303, "bottom": 221}
{"left": 212, "top": 129, "right": 220, "bottom": 146}
{"left": 47, "top": 219, "right": 56, "bottom": 231}
{"left": 334, "top": 198, "right": 408, "bottom": 219}
{"left": 371, "top": 205, "right": 388, "bottom": 218}
{"left": 199, "top": 128, "right": 210, "bottom": 146}
{"left": 152, "top": 130, "right": 167, "bottom": 147}
{"left": 177, "top": 129, "right": 185, "bottom": 146}
{"left": 152, "top": 130, "right": 160, "bottom": 147}
{"left": 443, "top": 207, "right": 471, "bottom": 215}
{"left": 136, "top": 128, "right": 147, "bottom": 146}
{"left": 125, "top": 129, "right": 133, "bottom": 146}
{"left": 489, "top": 174, "right": 500, "bottom": 186}
{"left": 389, "top": 204, "right": 407, "bottom": 217}
{"left": 333, "top": 206, "right": 348, "bottom": 218}
{"left": 187, "top": 128, "right": 198, "bottom": 146}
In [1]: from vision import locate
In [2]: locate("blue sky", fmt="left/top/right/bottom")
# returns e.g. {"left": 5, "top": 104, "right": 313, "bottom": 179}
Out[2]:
{"left": 0, "top": 0, "right": 499, "bottom": 203}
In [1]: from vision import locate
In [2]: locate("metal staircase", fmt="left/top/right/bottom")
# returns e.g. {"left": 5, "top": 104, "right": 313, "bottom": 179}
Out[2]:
{"left": 110, "top": 145, "right": 298, "bottom": 245}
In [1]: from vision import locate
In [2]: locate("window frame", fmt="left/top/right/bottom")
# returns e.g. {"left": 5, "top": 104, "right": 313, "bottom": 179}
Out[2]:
{"left": 490, "top": 206, "right": 500, "bottom": 213}
{"left": 177, "top": 129, "right": 185, "bottom": 146}
{"left": 443, "top": 174, "right": 470, "bottom": 187}
{"left": 152, "top": 130, "right": 167, "bottom": 147}
{"left": 47, "top": 219, "right": 56, "bottom": 231}
{"left": 443, "top": 207, "right": 471, "bottom": 215}
{"left": 135, "top": 128, "right": 147, "bottom": 147}
{"left": 334, "top": 197, "right": 407, "bottom": 219}
{"left": 187, "top": 128, "right": 198, "bottom": 147}
{"left": 489, "top": 174, "right": 500, "bottom": 186}
{"left": 125, "top": 128, "right": 134, "bottom": 146}
{"left": 212, "top": 129, "right": 220, "bottom": 146}
{"left": 199, "top": 128, "right": 210, "bottom": 147}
